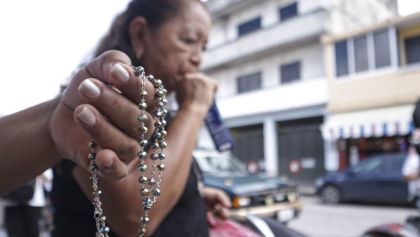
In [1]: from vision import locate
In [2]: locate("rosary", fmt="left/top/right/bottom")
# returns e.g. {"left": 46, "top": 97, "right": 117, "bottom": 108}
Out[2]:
{"left": 88, "top": 66, "right": 168, "bottom": 237}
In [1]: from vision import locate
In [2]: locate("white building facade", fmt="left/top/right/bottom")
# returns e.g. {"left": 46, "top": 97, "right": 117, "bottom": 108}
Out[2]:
{"left": 201, "top": 0, "right": 398, "bottom": 188}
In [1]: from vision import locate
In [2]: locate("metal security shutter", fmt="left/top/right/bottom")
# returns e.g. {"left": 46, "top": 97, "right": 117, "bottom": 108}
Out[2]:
{"left": 231, "top": 124, "right": 264, "bottom": 165}
{"left": 277, "top": 117, "right": 325, "bottom": 187}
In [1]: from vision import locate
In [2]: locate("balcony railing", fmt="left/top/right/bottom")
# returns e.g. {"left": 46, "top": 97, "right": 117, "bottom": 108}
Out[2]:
{"left": 202, "top": 10, "right": 327, "bottom": 71}
{"left": 218, "top": 79, "right": 327, "bottom": 120}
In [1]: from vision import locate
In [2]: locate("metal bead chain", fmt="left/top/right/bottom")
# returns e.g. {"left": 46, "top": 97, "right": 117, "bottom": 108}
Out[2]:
{"left": 134, "top": 67, "right": 168, "bottom": 237}
{"left": 88, "top": 142, "right": 110, "bottom": 237}
{"left": 89, "top": 66, "right": 167, "bottom": 237}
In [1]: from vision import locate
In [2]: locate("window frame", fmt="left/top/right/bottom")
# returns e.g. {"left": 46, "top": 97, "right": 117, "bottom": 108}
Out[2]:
{"left": 237, "top": 16, "right": 262, "bottom": 37}
{"left": 334, "top": 40, "right": 349, "bottom": 77}
{"left": 236, "top": 71, "right": 262, "bottom": 94}
{"left": 404, "top": 34, "right": 420, "bottom": 65}
{"left": 333, "top": 27, "right": 397, "bottom": 80}
{"left": 280, "top": 61, "right": 301, "bottom": 84}
{"left": 279, "top": 2, "right": 298, "bottom": 22}
{"left": 398, "top": 26, "right": 420, "bottom": 66}
{"left": 373, "top": 29, "right": 392, "bottom": 69}
{"left": 353, "top": 35, "right": 369, "bottom": 73}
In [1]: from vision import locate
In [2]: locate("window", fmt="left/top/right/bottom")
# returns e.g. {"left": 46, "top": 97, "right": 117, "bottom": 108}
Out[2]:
{"left": 238, "top": 17, "right": 261, "bottom": 37}
{"left": 373, "top": 29, "right": 391, "bottom": 69}
{"left": 335, "top": 40, "right": 349, "bottom": 77}
{"left": 334, "top": 28, "right": 394, "bottom": 78}
{"left": 237, "top": 72, "right": 262, "bottom": 93}
{"left": 354, "top": 36, "right": 369, "bottom": 72}
{"left": 352, "top": 158, "right": 384, "bottom": 174}
{"left": 386, "top": 155, "right": 405, "bottom": 172}
{"left": 280, "top": 61, "right": 301, "bottom": 84}
{"left": 405, "top": 35, "right": 420, "bottom": 64}
{"left": 279, "top": 3, "right": 298, "bottom": 22}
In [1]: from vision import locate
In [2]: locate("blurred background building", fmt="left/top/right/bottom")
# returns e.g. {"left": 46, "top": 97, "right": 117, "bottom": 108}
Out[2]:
{"left": 322, "top": 11, "right": 420, "bottom": 173}
{"left": 199, "top": 0, "right": 419, "bottom": 191}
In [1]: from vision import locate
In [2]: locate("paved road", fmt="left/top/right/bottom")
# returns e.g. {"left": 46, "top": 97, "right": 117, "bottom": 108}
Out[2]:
{"left": 1, "top": 196, "right": 417, "bottom": 237}
{"left": 289, "top": 196, "right": 418, "bottom": 237}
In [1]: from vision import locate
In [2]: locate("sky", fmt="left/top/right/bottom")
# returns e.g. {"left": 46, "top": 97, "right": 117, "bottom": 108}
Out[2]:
{"left": 0, "top": 0, "right": 419, "bottom": 116}
{"left": 0, "top": 0, "right": 130, "bottom": 116}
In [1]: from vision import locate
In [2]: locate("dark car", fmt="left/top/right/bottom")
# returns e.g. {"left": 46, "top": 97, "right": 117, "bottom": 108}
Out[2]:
{"left": 315, "top": 153, "right": 409, "bottom": 205}
{"left": 193, "top": 149, "right": 302, "bottom": 223}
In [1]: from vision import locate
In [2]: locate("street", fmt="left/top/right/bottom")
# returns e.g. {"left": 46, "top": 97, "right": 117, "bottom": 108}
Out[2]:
{"left": 289, "top": 196, "right": 418, "bottom": 237}
{"left": 0, "top": 196, "right": 417, "bottom": 237}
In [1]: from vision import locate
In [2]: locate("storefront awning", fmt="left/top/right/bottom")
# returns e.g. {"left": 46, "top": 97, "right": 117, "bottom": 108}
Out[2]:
{"left": 322, "top": 105, "right": 415, "bottom": 140}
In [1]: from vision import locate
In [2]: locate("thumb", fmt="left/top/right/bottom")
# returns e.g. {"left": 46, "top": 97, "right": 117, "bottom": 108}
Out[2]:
{"left": 95, "top": 149, "right": 131, "bottom": 181}
{"left": 217, "top": 190, "right": 232, "bottom": 208}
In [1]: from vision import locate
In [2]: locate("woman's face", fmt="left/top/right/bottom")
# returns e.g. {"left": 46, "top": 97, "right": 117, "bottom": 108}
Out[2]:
{"left": 138, "top": 2, "right": 211, "bottom": 92}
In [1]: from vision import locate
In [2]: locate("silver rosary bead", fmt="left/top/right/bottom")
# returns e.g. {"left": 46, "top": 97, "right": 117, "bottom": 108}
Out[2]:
{"left": 139, "top": 164, "right": 147, "bottom": 172}
{"left": 138, "top": 114, "right": 148, "bottom": 122}
{"left": 90, "top": 65, "right": 167, "bottom": 237}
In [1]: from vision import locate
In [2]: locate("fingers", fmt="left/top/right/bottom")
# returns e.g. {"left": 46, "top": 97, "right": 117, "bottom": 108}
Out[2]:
{"left": 215, "top": 189, "right": 232, "bottom": 208}
{"left": 78, "top": 78, "right": 156, "bottom": 139}
{"left": 87, "top": 50, "right": 157, "bottom": 104}
{"left": 95, "top": 149, "right": 139, "bottom": 181}
{"left": 184, "top": 72, "right": 218, "bottom": 92}
{"left": 213, "top": 190, "right": 231, "bottom": 220}
{"left": 65, "top": 50, "right": 156, "bottom": 108}
{"left": 213, "top": 205, "right": 230, "bottom": 220}
{"left": 176, "top": 72, "right": 218, "bottom": 110}
{"left": 204, "top": 188, "right": 231, "bottom": 220}
{"left": 85, "top": 50, "right": 132, "bottom": 87}
{"left": 74, "top": 104, "right": 141, "bottom": 163}
{"left": 184, "top": 72, "right": 218, "bottom": 97}
{"left": 66, "top": 50, "right": 165, "bottom": 180}
{"left": 203, "top": 187, "right": 232, "bottom": 219}
{"left": 108, "top": 64, "right": 157, "bottom": 105}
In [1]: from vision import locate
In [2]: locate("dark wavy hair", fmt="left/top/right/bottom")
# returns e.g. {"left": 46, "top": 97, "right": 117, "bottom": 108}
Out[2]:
{"left": 94, "top": 0, "right": 204, "bottom": 65}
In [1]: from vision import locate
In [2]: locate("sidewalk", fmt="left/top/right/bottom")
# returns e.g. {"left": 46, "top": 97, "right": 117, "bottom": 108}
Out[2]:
{"left": 298, "top": 185, "right": 317, "bottom": 196}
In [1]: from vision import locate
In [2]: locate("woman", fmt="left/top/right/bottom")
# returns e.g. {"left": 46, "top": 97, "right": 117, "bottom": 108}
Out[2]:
{"left": 51, "top": 0, "right": 231, "bottom": 236}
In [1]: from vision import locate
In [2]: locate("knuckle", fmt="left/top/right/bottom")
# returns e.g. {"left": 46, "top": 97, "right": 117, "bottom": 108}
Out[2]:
{"left": 105, "top": 92, "right": 120, "bottom": 111}
{"left": 100, "top": 167, "right": 126, "bottom": 181}
{"left": 102, "top": 50, "right": 131, "bottom": 66}
{"left": 124, "top": 140, "right": 140, "bottom": 158}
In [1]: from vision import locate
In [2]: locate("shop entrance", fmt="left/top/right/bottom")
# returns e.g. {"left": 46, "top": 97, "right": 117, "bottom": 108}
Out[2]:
{"left": 277, "top": 117, "right": 325, "bottom": 189}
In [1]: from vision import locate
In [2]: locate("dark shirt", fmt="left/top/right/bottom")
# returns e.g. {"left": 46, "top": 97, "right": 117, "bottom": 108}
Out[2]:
{"left": 51, "top": 160, "right": 209, "bottom": 237}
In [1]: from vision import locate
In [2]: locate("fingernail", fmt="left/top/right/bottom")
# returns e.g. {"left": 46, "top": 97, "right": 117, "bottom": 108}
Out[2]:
{"left": 77, "top": 106, "right": 96, "bottom": 126}
{"left": 101, "top": 156, "right": 114, "bottom": 168}
{"left": 111, "top": 63, "right": 129, "bottom": 83}
{"left": 78, "top": 79, "right": 100, "bottom": 99}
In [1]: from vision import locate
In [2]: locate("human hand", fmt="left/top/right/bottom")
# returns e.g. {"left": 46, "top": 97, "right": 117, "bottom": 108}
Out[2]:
{"left": 175, "top": 72, "right": 217, "bottom": 117}
{"left": 202, "top": 187, "right": 232, "bottom": 221}
{"left": 49, "top": 50, "right": 158, "bottom": 180}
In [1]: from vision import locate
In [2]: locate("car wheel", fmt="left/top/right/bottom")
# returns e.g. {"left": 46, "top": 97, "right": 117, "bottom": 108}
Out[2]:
{"left": 320, "top": 185, "right": 341, "bottom": 204}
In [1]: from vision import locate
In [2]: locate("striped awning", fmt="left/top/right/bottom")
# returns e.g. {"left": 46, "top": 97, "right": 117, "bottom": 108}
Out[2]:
{"left": 322, "top": 105, "right": 415, "bottom": 140}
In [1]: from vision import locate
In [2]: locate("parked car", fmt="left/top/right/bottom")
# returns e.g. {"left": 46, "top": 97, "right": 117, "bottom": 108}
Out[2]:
{"left": 193, "top": 149, "right": 303, "bottom": 223}
{"left": 315, "top": 153, "right": 409, "bottom": 205}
